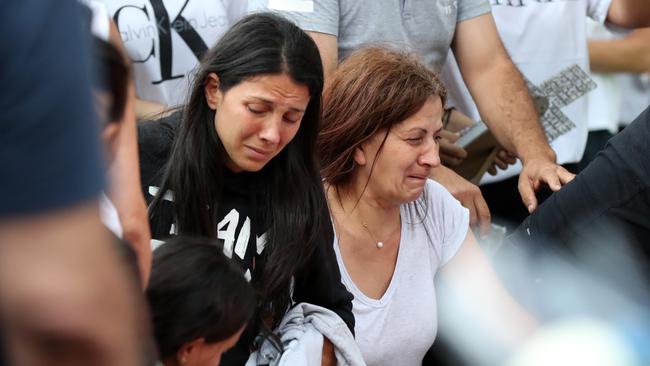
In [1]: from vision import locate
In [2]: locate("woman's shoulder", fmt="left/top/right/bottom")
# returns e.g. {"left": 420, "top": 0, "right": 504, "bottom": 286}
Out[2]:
{"left": 138, "top": 112, "right": 180, "bottom": 184}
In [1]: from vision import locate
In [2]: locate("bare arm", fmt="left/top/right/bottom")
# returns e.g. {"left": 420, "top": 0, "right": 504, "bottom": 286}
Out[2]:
{"left": 452, "top": 14, "right": 574, "bottom": 212}
{"left": 0, "top": 203, "right": 146, "bottom": 366}
{"left": 607, "top": 0, "right": 650, "bottom": 28}
{"left": 589, "top": 28, "right": 650, "bottom": 73}
{"left": 440, "top": 230, "right": 537, "bottom": 350}
{"left": 108, "top": 20, "right": 152, "bottom": 286}
{"left": 306, "top": 31, "right": 338, "bottom": 81}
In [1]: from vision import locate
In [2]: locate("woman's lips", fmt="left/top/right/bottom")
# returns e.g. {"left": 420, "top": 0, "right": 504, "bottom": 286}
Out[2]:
{"left": 245, "top": 145, "right": 273, "bottom": 160}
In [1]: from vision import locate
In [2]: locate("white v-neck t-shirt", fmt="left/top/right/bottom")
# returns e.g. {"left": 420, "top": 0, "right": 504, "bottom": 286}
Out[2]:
{"left": 333, "top": 180, "right": 469, "bottom": 366}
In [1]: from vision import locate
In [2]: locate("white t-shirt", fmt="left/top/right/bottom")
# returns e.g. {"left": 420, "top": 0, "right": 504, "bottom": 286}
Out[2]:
{"left": 333, "top": 180, "right": 469, "bottom": 366}
{"left": 100, "top": 0, "right": 247, "bottom": 108}
{"left": 441, "top": 0, "right": 611, "bottom": 183}
{"left": 618, "top": 73, "right": 650, "bottom": 126}
{"left": 587, "top": 19, "right": 621, "bottom": 134}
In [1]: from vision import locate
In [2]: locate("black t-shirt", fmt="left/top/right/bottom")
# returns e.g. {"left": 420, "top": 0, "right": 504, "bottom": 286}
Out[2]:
{"left": 138, "top": 113, "right": 354, "bottom": 364}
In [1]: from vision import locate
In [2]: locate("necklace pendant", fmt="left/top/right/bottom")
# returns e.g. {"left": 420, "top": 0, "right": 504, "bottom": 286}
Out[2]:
{"left": 376, "top": 241, "right": 384, "bottom": 249}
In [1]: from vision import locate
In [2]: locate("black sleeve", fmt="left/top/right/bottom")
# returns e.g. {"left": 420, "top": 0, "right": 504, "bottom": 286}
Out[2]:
{"left": 137, "top": 112, "right": 180, "bottom": 199}
{"left": 292, "top": 236, "right": 355, "bottom": 335}
{"left": 137, "top": 112, "right": 180, "bottom": 239}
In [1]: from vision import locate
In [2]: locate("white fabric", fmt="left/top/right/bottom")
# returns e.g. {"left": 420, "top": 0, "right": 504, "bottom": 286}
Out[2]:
{"left": 333, "top": 180, "right": 469, "bottom": 366}
{"left": 100, "top": 193, "right": 123, "bottom": 238}
{"left": 618, "top": 73, "right": 650, "bottom": 126}
{"left": 84, "top": 0, "right": 111, "bottom": 40}
{"left": 99, "top": 0, "right": 247, "bottom": 107}
{"left": 586, "top": 19, "right": 621, "bottom": 134}
{"left": 441, "top": 0, "right": 611, "bottom": 184}
{"left": 245, "top": 303, "right": 366, "bottom": 366}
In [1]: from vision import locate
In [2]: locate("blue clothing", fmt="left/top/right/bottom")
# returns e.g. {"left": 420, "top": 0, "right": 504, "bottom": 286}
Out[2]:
{"left": 0, "top": 0, "right": 104, "bottom": 217}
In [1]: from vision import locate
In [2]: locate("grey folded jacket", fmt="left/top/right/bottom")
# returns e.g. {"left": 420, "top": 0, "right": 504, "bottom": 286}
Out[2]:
{"left": 245, "top": 303, "right": 366, "bottom": 366}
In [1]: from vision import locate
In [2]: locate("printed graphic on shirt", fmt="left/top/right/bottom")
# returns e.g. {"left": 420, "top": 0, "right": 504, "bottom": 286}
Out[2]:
{"left": 525, "top": 65, "right": 597, "bottom": 142}
{"left": 110, "top": 0, "right": 227, "bottom": 84}
{"left": 147, "top": 185, "right": 267, "bottom": 281}
{"left": 491, "top": 0, "right": 579, "bottom": 6}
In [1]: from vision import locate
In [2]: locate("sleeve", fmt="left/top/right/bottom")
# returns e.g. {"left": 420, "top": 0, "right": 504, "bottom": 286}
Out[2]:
{"left": 587, "top": 0, "right": 613, "bottom": 23}
{"left": 457, "top": 0, "right": 492, "bottom": 23}
{"left": 137, "top": 113, "right": 179, "bottom": 239}
{"left": 292, "top": 218, "right": 355, "bottom": 334}
{"left": 249, "top": 0, "right": 340, "bottom": 36}
{"left": 425, "top": 180, "right": 470, "bottom": 266}
{"left": 0, "top": 0, "right": 105, "bottom": 217}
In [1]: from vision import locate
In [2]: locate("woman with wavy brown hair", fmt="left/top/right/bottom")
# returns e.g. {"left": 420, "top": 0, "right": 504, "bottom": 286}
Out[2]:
{"left": 318, "top": 47, "right": 535, "bottom": 366}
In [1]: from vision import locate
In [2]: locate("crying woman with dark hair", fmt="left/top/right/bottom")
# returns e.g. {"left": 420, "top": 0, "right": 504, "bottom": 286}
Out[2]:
{"left": 138, "top": 13, "right": 353, "bottom": 365}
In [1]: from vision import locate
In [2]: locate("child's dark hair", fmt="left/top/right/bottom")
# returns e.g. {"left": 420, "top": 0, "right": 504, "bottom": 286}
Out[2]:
{"left": 91, "top": 37, "right": 129, "bottom": 123}
{"left": 146, "top": 236, "right": 256, "bottom": 359}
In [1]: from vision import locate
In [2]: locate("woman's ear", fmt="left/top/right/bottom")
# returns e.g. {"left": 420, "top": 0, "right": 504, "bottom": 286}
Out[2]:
{"left": 204, "top": 73, "right": 221, "bottom": 110}
{"left": 353, "top": 145, "right": 366, "bottom": 166}
{"left": 176, "top": 338, "right": 205, "bottom": 365}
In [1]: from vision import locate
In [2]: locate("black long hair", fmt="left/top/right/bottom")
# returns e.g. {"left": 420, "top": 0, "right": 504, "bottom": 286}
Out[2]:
{"left": 149, "top": 13, "right": 330, "bottom": 326}
{"left": 146, "top": 237, "right": 256, "bottom": 358}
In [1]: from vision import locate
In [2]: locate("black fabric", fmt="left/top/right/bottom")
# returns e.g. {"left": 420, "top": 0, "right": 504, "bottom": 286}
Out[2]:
{"left": 499, "top": 105, "right": 650, "bottom": 307}
{"left": 575, "top": 129, "right": 615, "bottom": 173}
{"left": 138, "top": 113, "right": 354, "bottom": 364}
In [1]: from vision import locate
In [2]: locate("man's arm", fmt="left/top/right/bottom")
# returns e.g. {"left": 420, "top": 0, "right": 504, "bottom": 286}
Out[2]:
{"left": 306, "top": 31, "right": 339, "bottom": 80}
{"left": 589, "top": 28, "right": 650, "bottom": 73}
{"left": 607, "top": 0, "right": 650, "bottom": 28}
{"left": 452, "top": 14, "right": 574, "bottom": 212}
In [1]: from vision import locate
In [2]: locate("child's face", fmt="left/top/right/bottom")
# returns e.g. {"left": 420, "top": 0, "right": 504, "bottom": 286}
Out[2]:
{"left": 181, "top": 326, "right": 245, "bottom": 366}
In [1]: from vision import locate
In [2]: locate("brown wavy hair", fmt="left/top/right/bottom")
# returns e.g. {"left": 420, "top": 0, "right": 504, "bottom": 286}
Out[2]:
{"left": 319, "top": 46, "right": 447, "bottom": 187}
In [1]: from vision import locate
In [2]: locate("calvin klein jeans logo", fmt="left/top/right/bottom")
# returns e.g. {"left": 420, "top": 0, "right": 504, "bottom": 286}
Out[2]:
{"left": 113, "top": 0, "right": 223, "bottom": 84}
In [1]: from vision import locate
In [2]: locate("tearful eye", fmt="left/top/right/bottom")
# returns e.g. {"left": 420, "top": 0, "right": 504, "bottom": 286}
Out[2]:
{"left": 283, "top": 115, "right": 300, "bottom": 124}
{"left": 247, "top": 105, "right": 266, "bottom": 114}
{"left": 406, "top": 137, "right": 424, "bottom": 145}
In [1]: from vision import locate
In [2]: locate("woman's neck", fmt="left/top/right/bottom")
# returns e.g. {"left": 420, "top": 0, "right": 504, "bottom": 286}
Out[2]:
{"left": 328, "top": 181, "right": 401, "bottom": 237}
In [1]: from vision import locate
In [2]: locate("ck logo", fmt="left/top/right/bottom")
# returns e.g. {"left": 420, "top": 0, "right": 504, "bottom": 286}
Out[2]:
{"left": 113, "top": 0, "right": 223, "bottom": 84}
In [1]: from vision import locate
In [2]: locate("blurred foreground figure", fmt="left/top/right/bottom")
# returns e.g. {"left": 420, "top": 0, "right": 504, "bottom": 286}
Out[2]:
{"left": 0, "top": 1, "right": 147, "bottom": 365}
{"left": 507, "top": 104, "right": 650, "bottom": 291}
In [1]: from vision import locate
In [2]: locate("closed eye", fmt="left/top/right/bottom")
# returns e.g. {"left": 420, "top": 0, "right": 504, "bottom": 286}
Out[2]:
{"left": 247, "top": 105, "right": 266, "bottom": 114}
{"left": 406, "top": 137, "right": 424, "bottom": 145}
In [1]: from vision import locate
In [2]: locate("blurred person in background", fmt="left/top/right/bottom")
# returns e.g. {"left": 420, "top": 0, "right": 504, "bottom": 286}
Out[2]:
{"left": 99, "top": 0, "right": 248, "bottom": 119}
{"left": 86, "top": 0, "right": 152, "bottom": 285}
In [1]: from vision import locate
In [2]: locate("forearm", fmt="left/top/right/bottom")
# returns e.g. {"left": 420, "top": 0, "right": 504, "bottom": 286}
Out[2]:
{"left": 607, "top": 0, "right": 650, "bottom": 28}
{"left": 470, "top": 60, "right": 555, "bottom": 163}
{"left": 588, "top": 29, "right": 650, "bottom": 73}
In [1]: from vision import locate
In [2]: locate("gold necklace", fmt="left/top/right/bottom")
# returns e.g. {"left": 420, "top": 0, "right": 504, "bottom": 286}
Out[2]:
{"left": 361, "top": 221, "right": 384, "bottom": 249}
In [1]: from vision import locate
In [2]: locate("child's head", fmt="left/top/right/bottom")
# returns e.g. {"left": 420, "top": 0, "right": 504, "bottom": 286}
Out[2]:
{"left": 91, "top": 37, "right": 129, "bottom": 163}
{"left": 146, "top": 237, "right": 255, "bottom": 366}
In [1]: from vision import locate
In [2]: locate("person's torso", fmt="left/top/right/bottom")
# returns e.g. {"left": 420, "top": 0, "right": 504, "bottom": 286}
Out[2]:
{"left": 336, "top": 0, "right": 459, "bottom": 71}
{"left": 333, "top": 205, "right": 447, "bottom": 366}
{"left": 101, "top": 0, "right": 246, "bottom": 106}
{"left": 442, "top": 0, "right": 607, "bottom": 183}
